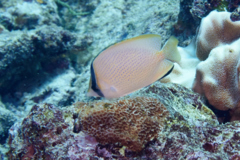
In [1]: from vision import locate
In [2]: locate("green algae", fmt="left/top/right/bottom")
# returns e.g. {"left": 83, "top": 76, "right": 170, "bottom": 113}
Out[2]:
{"left": 212, "top": 0, "right": 229, "bottom": 11}
{"left": 43, "top": 108, "right": 54, "bottom": 121}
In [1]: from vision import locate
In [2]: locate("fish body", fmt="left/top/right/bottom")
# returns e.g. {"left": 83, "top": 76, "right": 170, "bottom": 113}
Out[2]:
{"left": 88, "top": 34, "right": 181, "bottom": 98}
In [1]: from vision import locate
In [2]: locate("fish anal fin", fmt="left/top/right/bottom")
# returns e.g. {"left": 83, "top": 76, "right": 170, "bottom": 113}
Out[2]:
{"left": 160, "top": 65, "right": 174, "bottom": 80}
{"left": 87, "top": 88, "right": 100, "bottom": 97}
{"left": 154, "top": 60, "right": 174, "bottom": 80}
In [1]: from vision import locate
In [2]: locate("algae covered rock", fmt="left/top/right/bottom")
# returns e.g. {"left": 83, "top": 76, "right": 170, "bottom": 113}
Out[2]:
{"left": 0, "top": 25, "right": 82, "bottom": 94}
{"left": 7, "top": 83, "right": 240, "bottom": 159}
{"left": 7, "top": 103, "right": 98, "bottom": 159}
{"left": 2, "top": 0, "right": 240, "bottom": 159}
{"left": 143, "top": 82, "right": 218, "bottom": 126}
{"left": 0, "top": 0, "right": 60, "bottom": 30}
{"left": 0, "top": 104, "right": 18, "bottom": 145}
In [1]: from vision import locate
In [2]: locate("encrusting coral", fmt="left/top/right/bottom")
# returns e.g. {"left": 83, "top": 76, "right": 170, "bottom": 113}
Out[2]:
{"left": 75, "top": 97, "right": 169, "bottom": 152}
{"left": 196, "top": 10, "right": 240, "bottom": 61}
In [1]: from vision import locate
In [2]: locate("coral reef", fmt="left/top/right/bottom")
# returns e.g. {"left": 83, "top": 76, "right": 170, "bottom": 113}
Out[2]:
{"left": 164, "top": 10, "right": 240, "bottom": 122}
{"left": 196, "top": 10, "right": 240, "bottom": 61}
{"left": 210, "top": 0, "right": 229, "bottom": 11}
{"left": 0, "top": 103, "right": 18, "bottom": 145}
{"left": 0, "top": 0, "right": 61, "bottom": 30}
{"left": 4, "top": 0, "right": 240, "bottom": 159}
{"left": 143, "top": 82, "right": 218, "bottom": 126}
{"left": 193, "top": 38, "right": 240, "bottom": 116}
{"left": 210, "top": 0, "right": 240, "bottom": 12}
{"left": 54, "top": 0, "right": 90, "bottom": 16}
{"left": 189, "top": 0, "right": 240, "bottom": 19}
{"left": 174, "top": 0, "right": 209, "bottom": 46}
{"left": 7, "top": 83, "right": 240, "bottom": 159}
{"left": 0, "top": 25, "right": 87, "bottom": 94}
{"left": 174, "top": 0, "right": 198, "bottom": 37}
{"left": 190, "top": 10, "right": 240, "bottom": 122}
{"left": 75, "top": 97, "right": 169, "bottom": 152}
{"left": 175, "top": 0, "right": 240, "bottom": 46}
{"left": 231, "top": 6, "right": 240, "bottom": 21}
{"left": 75, "top": 0, "right": 180, "bottom": 59}
{"left": 0, "top": 0, "right": 180, "bottom": 150}
{"left": 7, "top": 103, "right": 98, "bottom": 159}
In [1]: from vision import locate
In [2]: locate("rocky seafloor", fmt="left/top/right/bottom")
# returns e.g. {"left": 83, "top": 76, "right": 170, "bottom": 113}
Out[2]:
{"left": 7, "top": 82, "right": 240, "bottom": 159}
{"left": 1, "top": 0, "right": 240, "bottom": 159}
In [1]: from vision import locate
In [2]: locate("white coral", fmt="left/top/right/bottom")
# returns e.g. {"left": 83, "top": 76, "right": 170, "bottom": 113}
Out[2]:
{"left": 162, "top": 10, "right": 240, "bottom": 117}
{"left": 193, "top": 39, "right": 240, "bottom": 111}
{"left": 196, "top": 10, "right": 240, "bottom": 60}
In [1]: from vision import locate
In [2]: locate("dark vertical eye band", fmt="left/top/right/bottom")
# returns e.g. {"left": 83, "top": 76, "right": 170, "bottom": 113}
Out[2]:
{"left": 90, "top": 62, "right": 104, "bottom": 97}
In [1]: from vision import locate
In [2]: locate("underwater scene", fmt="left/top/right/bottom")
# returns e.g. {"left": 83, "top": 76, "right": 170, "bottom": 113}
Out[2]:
{"left": 0, "top": 0, "right": 240, "bottom": 159}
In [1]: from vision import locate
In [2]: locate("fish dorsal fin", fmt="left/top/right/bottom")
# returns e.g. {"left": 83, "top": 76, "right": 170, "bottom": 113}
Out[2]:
{"left": 109, "top": 34, "right": 162, "bottom": 51}
{"left": 160, "top": 36, "right": 181, "bottom": 62}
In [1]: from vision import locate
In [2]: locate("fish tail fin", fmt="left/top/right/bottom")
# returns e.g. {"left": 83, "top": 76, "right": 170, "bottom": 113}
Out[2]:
{"left": 161, "top": 36, "right": 181, "bottom": 62}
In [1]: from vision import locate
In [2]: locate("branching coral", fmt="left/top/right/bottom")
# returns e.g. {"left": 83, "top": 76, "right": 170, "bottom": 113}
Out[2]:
{"left": 75, "top": 97, "right": 169, "bottom": 152}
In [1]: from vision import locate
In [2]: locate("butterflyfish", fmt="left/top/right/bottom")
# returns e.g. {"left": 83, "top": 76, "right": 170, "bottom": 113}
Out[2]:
{"left": 87, "top": 34, "right": 181, "bottom": 98}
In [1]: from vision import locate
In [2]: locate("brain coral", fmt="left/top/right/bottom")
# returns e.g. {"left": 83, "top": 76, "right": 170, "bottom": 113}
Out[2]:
{"left": 75, "top": 97, "right": 169, "bottom": 152}
{"left": 196, "top": 10, "right": 240, "bottom": 61}
{"left": 193, "top": 38, "right": 240, "bottom": 112}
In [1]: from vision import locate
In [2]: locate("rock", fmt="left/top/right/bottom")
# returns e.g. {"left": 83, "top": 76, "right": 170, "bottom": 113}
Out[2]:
{"left": 0, "top": 102, "right": 18, "bottom": 145}
{"left": 0, "top": 0, "right": 60, "bottom": 30}
{"left": 7, "top": 103, "right": 98, "bottom": 159}
{"left": 8, "top": 83, "right": 240, "bottom": 159}
{"left": 0, "top": 25, "right": 80, "bottom": 94}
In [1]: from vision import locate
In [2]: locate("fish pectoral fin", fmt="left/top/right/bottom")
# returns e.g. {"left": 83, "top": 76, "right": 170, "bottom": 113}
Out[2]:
{"left": 87, "top": 88, "right": 100, "bottom": 97}
{"left": 110, "top": 86, "right": 118, "bottom": 92}
{"left": 161, "top": 36, "right": 181, "bottom": 63}
{"left": 99, "top": 79, "right": 118, "bottom": 93}
{"left": 155, "top": 59, "right": 174, "bottom": 80}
